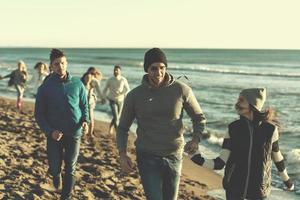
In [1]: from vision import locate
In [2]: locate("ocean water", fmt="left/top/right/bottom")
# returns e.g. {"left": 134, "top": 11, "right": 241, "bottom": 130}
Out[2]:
{"left": 0, "top": 48, "right": 299, "bottom": 199}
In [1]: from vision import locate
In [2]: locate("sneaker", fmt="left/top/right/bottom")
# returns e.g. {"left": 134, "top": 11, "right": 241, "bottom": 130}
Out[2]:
{"left": 53, "top": 175, "right": 61, "bottom": 189}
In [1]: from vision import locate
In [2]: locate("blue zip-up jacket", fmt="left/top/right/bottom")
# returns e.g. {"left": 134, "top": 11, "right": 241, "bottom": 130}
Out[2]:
{"left": 34, "top": 72, "right": 89, "bottom": 138}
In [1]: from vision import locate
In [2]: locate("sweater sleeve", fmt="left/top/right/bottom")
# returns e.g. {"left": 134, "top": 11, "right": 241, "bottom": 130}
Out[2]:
{"left": 2, "top": 72, "right": 12, "bottom": 79}
{"left": 191, "top": 132, "right": 231, "bottom": 170}
{"left": 183, "top": 88, "right": 206, "bottom": 140}
{"left": 116, "top": 92, "right": 135, "bottom": 153}
{"left": 121, "top": 78, "right": 130, "bottom": 96}
{"left": 271, "top": 127, "right": 294, "bottom": 189}
{"left": 91, "top": 79, "right": 103, "bottom": 99}
{"left": 102, "top": 79, "right": 110, "bottom": 99}
{"left": 34, "top": 86, "right": 54, "bottom": 137}
{"left": 79, "top": 82, "right": 90, "bottom": 124}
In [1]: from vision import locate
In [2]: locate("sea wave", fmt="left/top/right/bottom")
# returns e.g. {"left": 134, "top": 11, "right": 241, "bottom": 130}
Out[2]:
{"left": 170, "top": 64, "right": 300, "bottom": 78}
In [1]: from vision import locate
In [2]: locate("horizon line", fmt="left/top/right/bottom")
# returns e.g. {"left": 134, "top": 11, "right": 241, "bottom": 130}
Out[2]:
{"left": 0, "top": 46, "right": 300, "bottom": 51}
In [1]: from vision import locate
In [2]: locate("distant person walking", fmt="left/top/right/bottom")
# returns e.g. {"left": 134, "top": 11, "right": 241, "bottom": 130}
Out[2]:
{"left": 117, "top": 48, "right": 206, "bottom": 200}
{"left": 32, "top": 61, "right": 49, "bottom": 96}
{"left": 189, "top": 88, "right": 294, "bottom": 200}
{"left": 35, "top": 49, "right": 89, "bottom": 200}
{"left": 103, "top": 65, "right": 130, "bottom": 134}
{"left": 81, "top": 67, "right": 104, "bottom": 137}
{"left": 0, "top": 60, "right": 28, "bottom": 110}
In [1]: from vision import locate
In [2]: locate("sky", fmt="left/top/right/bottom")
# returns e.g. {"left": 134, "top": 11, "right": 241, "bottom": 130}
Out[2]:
{"left": 0, "top": 0, "right": 300, "bottom": 49}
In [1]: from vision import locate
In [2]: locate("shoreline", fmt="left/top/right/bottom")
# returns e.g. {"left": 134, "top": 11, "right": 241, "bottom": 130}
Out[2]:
{"left": 0, "top": 96, "right": 222, "bottom": 199}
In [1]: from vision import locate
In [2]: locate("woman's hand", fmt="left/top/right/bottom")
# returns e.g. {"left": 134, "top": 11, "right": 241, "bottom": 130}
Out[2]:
{"left": 284, "top": 183, "right": 295, "bottom": 191}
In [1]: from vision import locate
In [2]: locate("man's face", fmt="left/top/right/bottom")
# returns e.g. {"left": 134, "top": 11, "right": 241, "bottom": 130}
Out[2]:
{"left": 147, "top": 62, "right": 166, "bottom": 86}
{"left": 114, "top": 67, "right": 121, "bottom": 77}
{"left": 51, "top": 56, "right": 67, "bottom": 77}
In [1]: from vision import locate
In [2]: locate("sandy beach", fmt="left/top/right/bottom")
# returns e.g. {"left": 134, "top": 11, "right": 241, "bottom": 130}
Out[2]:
{"left": 0, "top": 96, "right": 222, "bottom": 200}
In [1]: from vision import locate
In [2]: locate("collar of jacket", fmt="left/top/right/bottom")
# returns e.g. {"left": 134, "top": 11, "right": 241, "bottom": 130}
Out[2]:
{"left": 240, "top": 115, "right": 262, "bottom": 127}
{"left": 51, "top": 72, "right": 72, "bottom": 82}
{"left": 141, "top": 72, "right": 175, "bottom": 90}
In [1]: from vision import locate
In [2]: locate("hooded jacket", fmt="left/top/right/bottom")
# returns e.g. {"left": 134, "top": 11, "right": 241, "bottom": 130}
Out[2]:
{"left": 116, "top": 73, "right": 206, "bottom": 156}
{"left": 35, "top": 73, "right": 89, "bottom": 137}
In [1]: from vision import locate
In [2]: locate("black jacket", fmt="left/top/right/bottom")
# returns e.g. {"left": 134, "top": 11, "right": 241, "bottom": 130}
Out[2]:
{"left": 223, "top": 117, "right": 275, "bottom": 199}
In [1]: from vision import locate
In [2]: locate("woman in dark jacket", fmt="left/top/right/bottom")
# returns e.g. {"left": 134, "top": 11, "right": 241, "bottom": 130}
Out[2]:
{"left": 189, "top": 88, "right": 294, "bottom": 200}
{"left": 0, "top": 60, "right": 28, "bottom": 110}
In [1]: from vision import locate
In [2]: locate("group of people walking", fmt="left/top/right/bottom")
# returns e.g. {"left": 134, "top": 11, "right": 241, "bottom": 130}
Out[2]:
{"left": 3, "top": 48, "right": 294, "bottom": 200}
{"left": 0, "top": 53, "right": 129, "bottom": 139}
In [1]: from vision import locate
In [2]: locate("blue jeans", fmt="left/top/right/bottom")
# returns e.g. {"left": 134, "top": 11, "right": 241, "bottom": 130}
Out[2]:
{"left": 47, "top": 135, "right": 81, "bottom": 200}
{"left": 109, "top": 99, "right": 123, "bottom": 130}
{"left": 136, "top": 151, "right": 182, "bottom": 200}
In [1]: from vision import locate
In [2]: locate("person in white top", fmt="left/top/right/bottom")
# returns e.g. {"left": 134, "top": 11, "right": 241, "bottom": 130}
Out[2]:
{"left": 103, "top": 65, "right": 130, "bottom": 134}
{"left": 81, "top": 67, "right": 104, "bottom": 138}
{"left": 32, "top": 62, "right": 49, "bottom": 96}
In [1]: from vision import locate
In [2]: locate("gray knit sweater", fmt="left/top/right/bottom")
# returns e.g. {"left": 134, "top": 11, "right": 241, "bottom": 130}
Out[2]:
{"left": 116, "top": 73, "right": 206, "bottom": 156}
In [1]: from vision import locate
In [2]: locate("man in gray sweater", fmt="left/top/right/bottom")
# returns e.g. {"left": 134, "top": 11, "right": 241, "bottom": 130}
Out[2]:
{"left": 116, "top": 48, "right": 206, "bottom": 200}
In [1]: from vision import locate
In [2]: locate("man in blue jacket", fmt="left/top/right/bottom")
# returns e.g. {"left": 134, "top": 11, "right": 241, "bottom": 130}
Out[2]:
{"left": 35, "top": 49, "right": 89, "bottom": 200}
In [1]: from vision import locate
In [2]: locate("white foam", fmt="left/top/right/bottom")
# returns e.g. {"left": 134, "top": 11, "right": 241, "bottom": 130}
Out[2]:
{"left": 286, "top": 149, "right": 300, "bottom": 164}
{"left": 207, "top": 134, "right": 224, "bottom": 147}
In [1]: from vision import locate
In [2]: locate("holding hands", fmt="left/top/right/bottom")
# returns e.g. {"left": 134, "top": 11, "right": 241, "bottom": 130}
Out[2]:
{"left": 184, "top": 135, "right": 200, "bottom": 155}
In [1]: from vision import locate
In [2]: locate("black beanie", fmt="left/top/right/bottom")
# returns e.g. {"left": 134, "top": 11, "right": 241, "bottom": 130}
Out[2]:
{"left": 143, "top": 48, "right": 168, "bottom": 72}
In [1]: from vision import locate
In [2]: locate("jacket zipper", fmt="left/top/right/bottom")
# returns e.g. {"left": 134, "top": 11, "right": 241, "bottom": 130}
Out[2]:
{"left": 243, "top": 120, "right": 253, "bottom": 199}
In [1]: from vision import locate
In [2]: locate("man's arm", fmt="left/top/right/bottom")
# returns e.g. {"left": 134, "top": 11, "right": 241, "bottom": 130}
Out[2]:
{"left": 121, "top": 78, "right": 130, "bottom": 96}
{"left": 102, "top": 79, "right": 110, "bottom": 99}
{"left": 79, "top": 82, "right": 90, "bottom": 124}
{"left": 34, "top": 86, "right": 54, "bottom": 137}
{"left": 183, "top": 88, "right": 206, "bottom": 154}
{"left": 116, "top": 92, "right": 136, "bottom": 173}
{"left": 116, "top": 92, "right": 135, "bottom": 152}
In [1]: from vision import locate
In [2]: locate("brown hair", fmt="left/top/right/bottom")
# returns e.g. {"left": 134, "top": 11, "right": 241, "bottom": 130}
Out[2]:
{"left": 114, "top": 65, "right": 121, "bottom": 70}
{"left": 81, "top": 67, "right": 102, "bottom": 84}
{"left": 250, "top": 105, "right": 280, "bottom": 128}
{"left": 50, "top": 49, "right": 66, "bottom": 64}
{"left": 34, "top": 62, "right": 45, "bottom": 70}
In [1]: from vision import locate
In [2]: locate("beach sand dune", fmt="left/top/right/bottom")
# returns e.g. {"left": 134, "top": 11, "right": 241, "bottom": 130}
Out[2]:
{"left": 0, "top": 97, "right": 221, "bottom": 200}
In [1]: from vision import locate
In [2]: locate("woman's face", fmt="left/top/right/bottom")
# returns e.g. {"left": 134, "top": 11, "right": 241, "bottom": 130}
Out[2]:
{"left": 18, "top": 62, "right": 26, "bottom": 71}
{"left": 84, "top": 74, "right": 92, "bottom": 85}
{"left": 235, "top": 95, "right": 251, "bottom": 116}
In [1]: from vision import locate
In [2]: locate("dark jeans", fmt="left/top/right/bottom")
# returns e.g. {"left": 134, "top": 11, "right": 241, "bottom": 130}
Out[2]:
{"left": 47, "top": 135, "right": 81, "bottom": 200}
{"left": 226, "top": 191, "right": 269, "bottom": 200}
{"left": 109, "top": 99, "right": 123, "bottom": 130}
{"left": 136, "top": 151, "right": 182, "bottom": 200}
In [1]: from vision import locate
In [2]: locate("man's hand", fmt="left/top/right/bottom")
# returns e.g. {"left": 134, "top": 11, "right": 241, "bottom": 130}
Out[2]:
{"left": 119, "top": 151, "right": 134, "bottom": 173}
{"left": 184, "top": 135, "right": 200, "bottom": 155}
{"left": 51, "top": 130, "right": 63, "bottom": 141}
{"left": 82, "top": 122, "right": 89, "bottom": 135}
